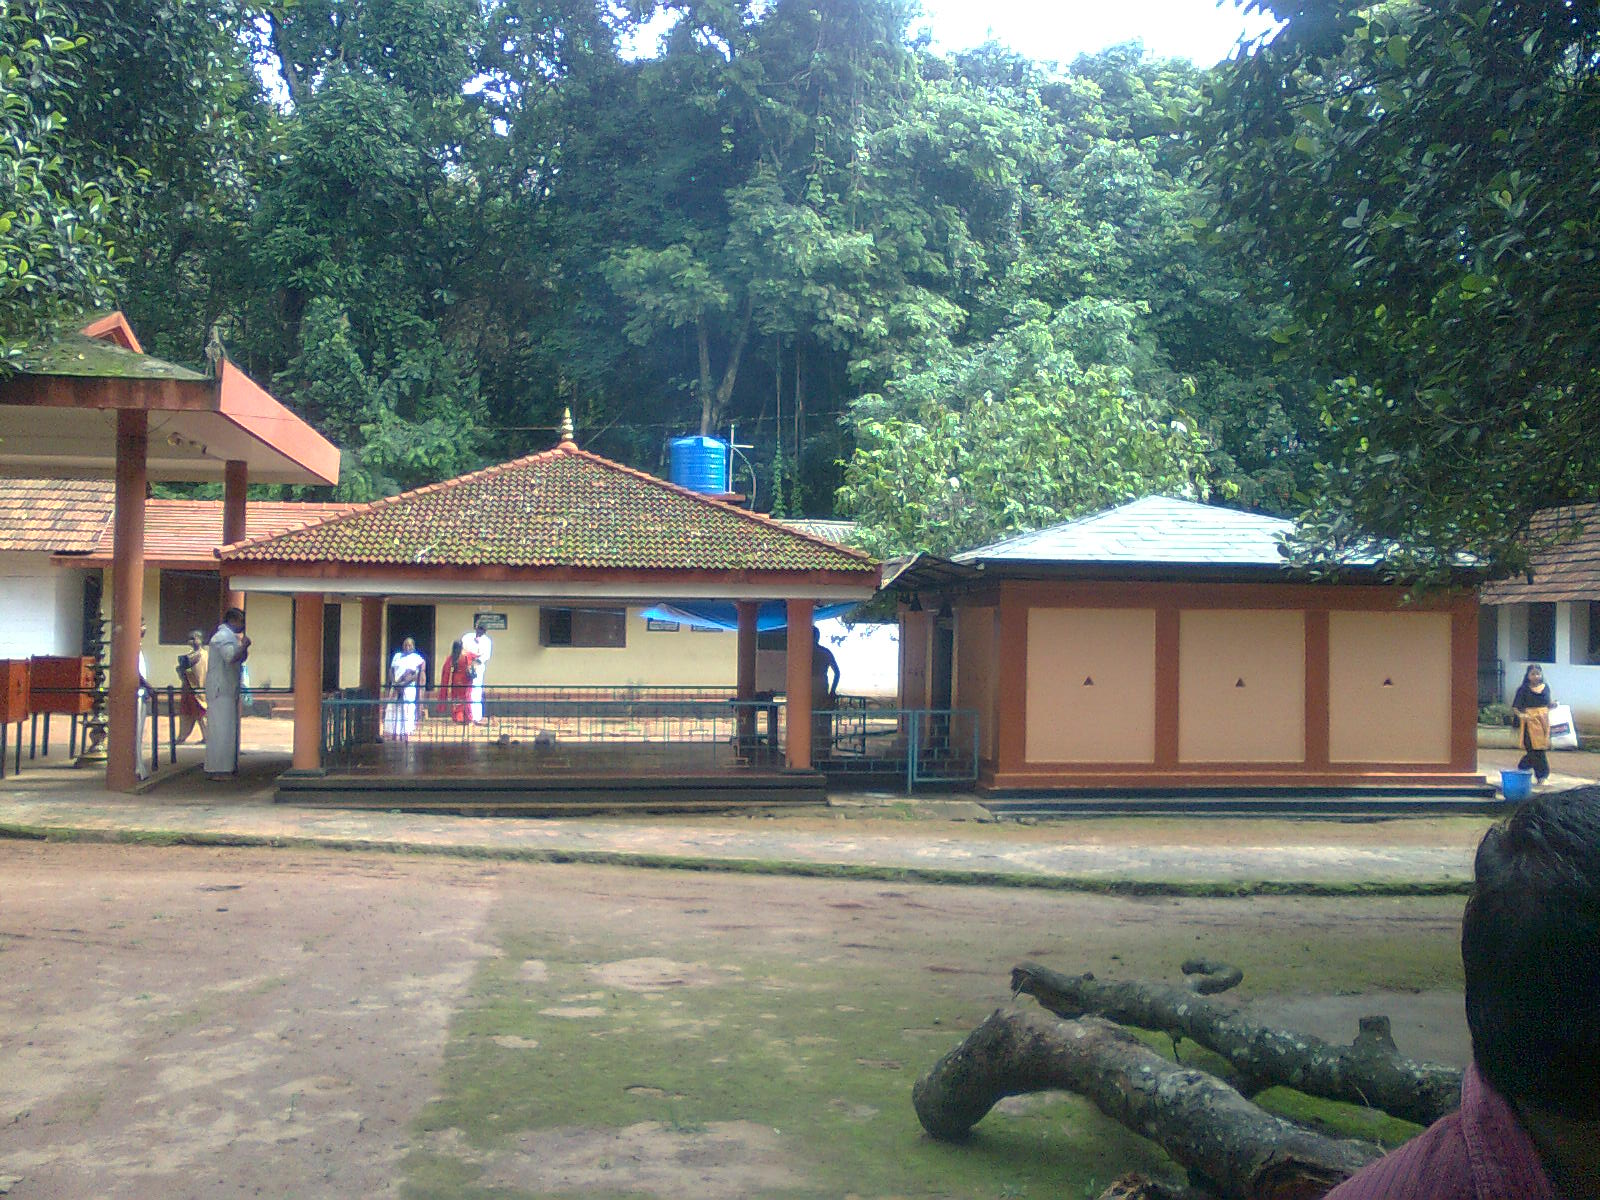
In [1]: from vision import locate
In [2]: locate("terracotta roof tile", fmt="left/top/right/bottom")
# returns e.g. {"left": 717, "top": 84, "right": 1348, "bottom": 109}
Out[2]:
{"left": 75, "top": 499, "right": 363, "bottom": 566}
{"left": 0, "top": 478, "right": 115, "bottom": 552}
{"left": 221, "top": 446, "right": 878, "bottom": 576}
{"left": 1480, "top": 503, "right": 1600, "bottom": 603}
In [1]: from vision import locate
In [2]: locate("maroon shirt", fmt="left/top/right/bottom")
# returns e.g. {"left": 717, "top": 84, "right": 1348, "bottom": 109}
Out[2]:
{"left": 1324, "top": 1064, "right": 1558, "bottom": 1200}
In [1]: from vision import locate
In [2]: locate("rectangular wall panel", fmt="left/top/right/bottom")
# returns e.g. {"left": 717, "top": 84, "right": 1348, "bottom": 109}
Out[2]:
{"left": 1025, "top": 608, "right": 1156, "bottom": 763}
{"left": 1329, "top": 611, "right": 1452, "bottom": 763}
{"left": 956, "top": 606, "right": 999, "bottom": 764}
{"left": 1178, "top": 609, "right": 1306, "bottom": 763}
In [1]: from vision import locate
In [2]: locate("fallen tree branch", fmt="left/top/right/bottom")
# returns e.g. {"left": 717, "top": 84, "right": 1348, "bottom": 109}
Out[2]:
{"left": 1182, "top": 959, "right": 1244, "bottom": 995}
{"left": 1011, "top": 962, "right": 1461, "bottom": 1126}
{"left": 914, "top": 1008, "right": 1381, "bottom": 1199}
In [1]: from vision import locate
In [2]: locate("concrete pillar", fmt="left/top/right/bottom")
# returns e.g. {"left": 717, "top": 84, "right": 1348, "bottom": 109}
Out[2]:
{"left": 735, "top": 600, "right": 758, "bottom": 744}
{"left": 359, "top": 597, "right": 383, "bottom": 696}
{"left": 292, "top": 594, "right": 324, "bottom": 771}
{"left": 106, "top": 410, "right": 148, "bottom": 791}
{"left": 1555, "top": 601, "right": 1575, "bottom": 666}
{"left": 784, "top": 599, "right": 814, "bottom": 769}
{"left": 222, "top": 460, "right": 247, "bottom": 613}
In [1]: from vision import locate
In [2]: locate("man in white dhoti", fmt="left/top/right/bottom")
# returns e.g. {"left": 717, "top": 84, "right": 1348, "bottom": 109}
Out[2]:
{"left": 134, "top": 621, "right": 153, "bottom": 781}
{"left": 461, "top": 618, "right": 492, "bottom": 724}
{"left": 204, "top": 608, "right": 250, "bottom": 780}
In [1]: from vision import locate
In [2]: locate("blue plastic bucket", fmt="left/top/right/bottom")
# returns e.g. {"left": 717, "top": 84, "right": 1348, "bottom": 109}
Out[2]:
{"left": 1500, "top": 769, "right": 1534, "bottom": 802}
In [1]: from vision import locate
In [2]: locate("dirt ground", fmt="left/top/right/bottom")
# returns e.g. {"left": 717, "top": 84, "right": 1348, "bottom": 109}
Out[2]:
{"left": 0, "top": 842, "right": 1471, "bottom": 1199}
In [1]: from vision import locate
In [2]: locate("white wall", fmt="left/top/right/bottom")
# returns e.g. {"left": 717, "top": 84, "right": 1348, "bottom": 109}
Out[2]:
{"left": 1490, "top": 602, "right": 1600, "bottom": 733}
{"left": 0, "top": 553, "right": 87, "bottom": 658}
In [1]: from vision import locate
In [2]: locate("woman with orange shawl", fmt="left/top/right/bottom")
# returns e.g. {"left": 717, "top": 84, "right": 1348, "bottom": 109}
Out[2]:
{"left": 438, "top": 639, "right": 473, "bottom": 723}
{"left": 1512, "top": 664, "right": 1555, "bottom": 784}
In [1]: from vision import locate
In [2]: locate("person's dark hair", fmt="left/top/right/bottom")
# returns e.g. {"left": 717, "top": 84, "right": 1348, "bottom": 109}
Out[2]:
{"left": 1522, "top": 664, "right": 1545, "bottom": 685}
{"left": 451, "top": 639, "right": 464, "bottom": 656}
{"left": 1462, "top": 786, "right": 1600, "bottom": 1120}
{"left": 222, "top": 607, "right": 246, "bottom": 624}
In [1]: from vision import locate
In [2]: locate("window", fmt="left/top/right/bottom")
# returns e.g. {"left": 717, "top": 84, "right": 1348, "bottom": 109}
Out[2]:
{"left": 540, "top": 606, "right": 626, "bottom": 648}
{"left": 1588, "top": 601, "right": 1600, "bottom": 664}
{"left": 1525, "top": 602, "right": 1556, "bottom": 663}
{"left": 159, "top": 570, "right": 219, "bottom": 644}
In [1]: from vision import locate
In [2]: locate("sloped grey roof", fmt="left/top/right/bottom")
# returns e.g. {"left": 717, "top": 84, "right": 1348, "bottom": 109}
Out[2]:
{"left": 955, "top": 496, "right": 1294, "bottom": 567}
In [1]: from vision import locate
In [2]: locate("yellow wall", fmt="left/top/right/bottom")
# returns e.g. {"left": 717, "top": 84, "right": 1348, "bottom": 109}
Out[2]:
{"left": 1025, "top": 608, "right": 1156, "bottom": 763}
{"left": 1329, "top": 611, "right": 1452, "bottom": 763}
{"left": 955, "top": 606, "right": 998, "bottom": 763}
{"left": 110, "top": 577, "right": 362, "bottom": 694}
{"left": 1178, "top": 610, "right": 1305, "bottom": 763}
{"left": 429, "top": 602, "right": 737, "bottom": 688}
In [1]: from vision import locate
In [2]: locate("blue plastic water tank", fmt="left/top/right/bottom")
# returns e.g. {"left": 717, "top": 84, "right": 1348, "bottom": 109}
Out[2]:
{"left": 668, "top": 435, "right": 728, "bottom": 494}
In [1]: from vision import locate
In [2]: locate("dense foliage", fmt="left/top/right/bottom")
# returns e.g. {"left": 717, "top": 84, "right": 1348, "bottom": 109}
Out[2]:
{"left": 1202, "top": 0, "right": 1600, "bottom": 577}
{"left": 0, "top": 0, "right": 119, "bottom": 361}
{"left": 34, "top": 0, "right": 1583, "bottom": 569}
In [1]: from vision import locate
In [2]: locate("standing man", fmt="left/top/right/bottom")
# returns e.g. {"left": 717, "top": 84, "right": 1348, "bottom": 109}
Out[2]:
{"left": 461, "top": 617, "right": 493, "bottom": 725}
{"left": 205, "top": 607, "right": 250, "bottom": 781}
{"left": 134, "top": 620, "right": 153, "bottom": 781}
{"left": 810, "top": 625, "right": 840, "bottom": 760}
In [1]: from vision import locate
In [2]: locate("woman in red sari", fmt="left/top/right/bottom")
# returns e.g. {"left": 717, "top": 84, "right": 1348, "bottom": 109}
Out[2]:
{"left": 438, "top": 639, "right": 471, "bottom": 722}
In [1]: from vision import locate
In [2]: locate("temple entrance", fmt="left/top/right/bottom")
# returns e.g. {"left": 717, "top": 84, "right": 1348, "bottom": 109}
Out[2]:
{"left": 386, "top": 604, "right": 436, "bottom": 687}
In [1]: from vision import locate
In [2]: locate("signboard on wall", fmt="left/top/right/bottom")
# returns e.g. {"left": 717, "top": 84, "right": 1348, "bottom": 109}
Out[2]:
{"left": 473, "top": 612, "right": 508, "bottom": 630}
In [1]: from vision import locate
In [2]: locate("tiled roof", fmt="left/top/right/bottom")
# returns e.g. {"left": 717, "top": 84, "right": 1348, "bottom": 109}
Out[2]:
{"left": 221, "top": 444, "right": 879, "bottom": 576}
{"left": 1480, "top": 503, "right": 1600, "bottom": 604}
{"left": 956, "top": 496, "right": 1296, "bottom": 567}
{"left": 0, "top": 478, "right": 115, "bottom": 552}
{"left": 74, "top": 499, "right": 363, "bottom": 566}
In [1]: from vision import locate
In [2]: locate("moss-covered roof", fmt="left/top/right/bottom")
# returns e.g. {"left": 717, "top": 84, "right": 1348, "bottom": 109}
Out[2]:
{"left": 10, "top": 330, "right": 207, "bottom": 380}
{"left": 221, "top": 443, "right": 880, "bottom": 576}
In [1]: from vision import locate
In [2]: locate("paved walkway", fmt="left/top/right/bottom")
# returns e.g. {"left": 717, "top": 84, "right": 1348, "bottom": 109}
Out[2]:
{"left": 11, "top": 740, "right": 1597, "bottom": 891}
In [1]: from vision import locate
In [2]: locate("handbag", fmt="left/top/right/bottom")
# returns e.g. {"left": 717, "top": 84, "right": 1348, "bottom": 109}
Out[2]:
{"left": 1548, "top": 703, "right": 1580, "bottom": 751}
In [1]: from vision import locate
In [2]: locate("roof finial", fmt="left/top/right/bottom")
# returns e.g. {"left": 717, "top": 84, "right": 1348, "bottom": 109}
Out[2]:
{"left": 559, "top": 407, "right": 576, "bottom": 447}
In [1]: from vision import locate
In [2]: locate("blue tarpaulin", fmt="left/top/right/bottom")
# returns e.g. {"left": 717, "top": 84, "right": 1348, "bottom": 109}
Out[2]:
{"left": 638, "top": 600, "right": 856, "bottom": 632}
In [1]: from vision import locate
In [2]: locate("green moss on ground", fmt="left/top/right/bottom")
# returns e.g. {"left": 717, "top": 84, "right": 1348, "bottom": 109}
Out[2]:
{"left": 403, "top": 894, "right": 1463, "bottom": 1199}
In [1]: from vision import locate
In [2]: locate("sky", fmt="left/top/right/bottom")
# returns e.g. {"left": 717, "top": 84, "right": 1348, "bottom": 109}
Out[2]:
{"left": 624, "top": 0, "right": 1281, "bottom": 67}
{"left": 911, "top": 0, "right": 1280, "bottom": 67}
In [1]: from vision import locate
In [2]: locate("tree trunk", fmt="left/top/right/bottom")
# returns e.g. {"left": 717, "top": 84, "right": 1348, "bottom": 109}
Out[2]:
{"left": 709, "top": 294, "right": 755, "bottom": 433}
{"left": 1011, "top": 963, "right": 1462, "bottom": 1127}
{"left": 914, "top": 1008, "right": 1381, "bottom": 1200}
{"left": 697, "top": 320, "right": 715, "bottom": 435}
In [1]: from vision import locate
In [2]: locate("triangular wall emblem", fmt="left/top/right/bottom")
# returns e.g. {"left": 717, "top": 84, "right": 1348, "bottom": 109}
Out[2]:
{"left": 1235, "top": 678, "right": 1246, "bottom": 688}
{"left": 1083, "top": 676, "right": 1094, "bottom": 686}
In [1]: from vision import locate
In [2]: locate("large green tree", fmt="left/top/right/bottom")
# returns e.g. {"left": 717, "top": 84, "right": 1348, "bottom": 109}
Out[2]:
{"left": 1201, "top": 0, "right": 1600, "bottom": 576}
{"left": 0, "top": 0, "right": 119, "bottom": 360}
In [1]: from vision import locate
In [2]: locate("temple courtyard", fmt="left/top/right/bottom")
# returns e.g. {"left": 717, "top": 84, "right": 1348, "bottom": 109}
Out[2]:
{"left": 10, "top": 760, "right": 1600, "bottom": 1198}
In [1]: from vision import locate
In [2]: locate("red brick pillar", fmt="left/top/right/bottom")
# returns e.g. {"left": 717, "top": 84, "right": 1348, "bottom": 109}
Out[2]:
{"left": 222, "top": 459, "right": 247, "bottom": 614}
{"left": 784, "top": 599, "right": 814, "bottom": 769}
{"left": 292, "top": 594, "right": 324, "bottom": 771}
{"left": 106, "top": 410, "right": 147, "bottom": 791}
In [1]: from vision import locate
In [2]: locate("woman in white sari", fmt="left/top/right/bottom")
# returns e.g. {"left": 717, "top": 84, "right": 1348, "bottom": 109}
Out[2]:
{"left": 383, "top": 637, "right": 427, "bottom": 739}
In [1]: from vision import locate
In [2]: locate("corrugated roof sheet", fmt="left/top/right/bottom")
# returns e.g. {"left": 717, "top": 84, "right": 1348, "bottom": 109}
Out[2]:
{"left": 221, "top": 445, "right": 878, "bottom": 575}
{"left": 75, "top": 499, "right": 363, "bottom": 565}
{"left": 956, "top": 495, "right": 1295, "bottom": 567}
{"left": 0, "top": 478, "right": 115, "bottom": 552}
{"left": 1480, "top": 503, "right": 1600, "bottom": 604}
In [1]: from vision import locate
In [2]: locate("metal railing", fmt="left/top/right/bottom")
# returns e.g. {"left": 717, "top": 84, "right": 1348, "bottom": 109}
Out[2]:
{"left": 1, "top": 685, "right": 196, "bottom": 779}
{"left": 319, "top": 688, "right": 979, "bottom": 792}
{"left": 321, "top": 688, "right": 758, "bottom": 772}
